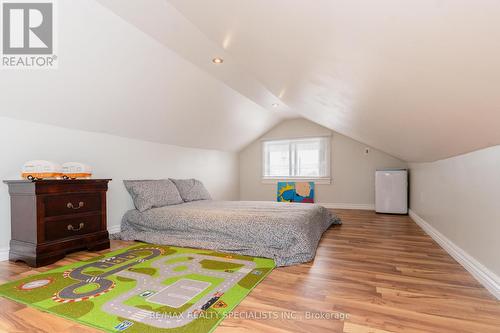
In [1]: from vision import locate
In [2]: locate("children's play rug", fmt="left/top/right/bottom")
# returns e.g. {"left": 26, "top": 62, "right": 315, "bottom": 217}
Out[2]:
{"left": 0, "top": 243, "right": 275, "bottom": 332}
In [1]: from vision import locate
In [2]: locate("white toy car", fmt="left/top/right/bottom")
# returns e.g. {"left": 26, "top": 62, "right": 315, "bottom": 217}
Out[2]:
{"left": 62, "top": 162, "right": 92, "bottom": 179}
{"left": 21, "top": 160, "right": 63, "bottom": 180}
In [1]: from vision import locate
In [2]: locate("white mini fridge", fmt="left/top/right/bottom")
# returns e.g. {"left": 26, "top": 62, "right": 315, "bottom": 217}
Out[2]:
{"left": 375, "top": 169, "right": 408, "bottom": 214}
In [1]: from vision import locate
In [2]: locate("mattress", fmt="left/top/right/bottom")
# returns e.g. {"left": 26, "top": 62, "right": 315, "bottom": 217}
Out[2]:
{"left": 113, "top": 200, "right": 340, "bottom": 266}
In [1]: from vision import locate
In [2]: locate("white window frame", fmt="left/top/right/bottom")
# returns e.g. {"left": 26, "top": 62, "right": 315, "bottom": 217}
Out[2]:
{"left": 261, "top": 135, "right": 331, "bottom": 184}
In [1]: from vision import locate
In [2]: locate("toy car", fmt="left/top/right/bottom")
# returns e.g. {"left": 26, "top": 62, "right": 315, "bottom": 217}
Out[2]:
{"left": 21, "top": 160, "right": 63, "bottom": 180}
{"left": 62, "top": 162, "right": 92, "bottom": 179}
{"left": 201, "top": 292, "right": 224, "bottom": 310}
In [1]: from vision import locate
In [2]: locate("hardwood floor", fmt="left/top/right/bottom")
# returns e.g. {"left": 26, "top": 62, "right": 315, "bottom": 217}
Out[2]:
{"left": 0, "top": 209, "right": 499, "bottom": 333}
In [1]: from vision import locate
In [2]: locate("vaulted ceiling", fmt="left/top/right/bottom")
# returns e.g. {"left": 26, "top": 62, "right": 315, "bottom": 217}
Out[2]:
{"left": 165, "top": 0, "right": 500, "bottom": 162}
{"left": 0, "top": 0, "right": 289, "bottom": 152}
{"left": 2, "top": 0, "right": 500, "bottom": 162}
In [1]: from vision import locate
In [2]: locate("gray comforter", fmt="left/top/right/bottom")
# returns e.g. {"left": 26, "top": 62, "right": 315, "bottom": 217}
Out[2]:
{"left": 113, "top": 200, "right": 340, "bottom": 266}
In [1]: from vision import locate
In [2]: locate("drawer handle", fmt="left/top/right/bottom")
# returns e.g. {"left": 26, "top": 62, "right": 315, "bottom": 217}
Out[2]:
{"left": 67, "top": 222, "right": 85, "bottom": 231}
{"left": 67, "top": 201, "right": 84, "bottom": 210}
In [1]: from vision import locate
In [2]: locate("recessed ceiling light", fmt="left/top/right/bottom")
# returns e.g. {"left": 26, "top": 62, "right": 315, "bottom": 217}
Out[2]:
{"left": 212, "top": 57, "right": 224, "bottom": 64}
{"left": 272, "top": 103, "right": 279, "bottom": 108}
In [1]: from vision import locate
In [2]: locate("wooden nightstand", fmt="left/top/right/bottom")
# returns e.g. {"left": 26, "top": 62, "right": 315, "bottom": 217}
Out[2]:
{"left": 3, "top": 179, "right": 111, "bottom": 267}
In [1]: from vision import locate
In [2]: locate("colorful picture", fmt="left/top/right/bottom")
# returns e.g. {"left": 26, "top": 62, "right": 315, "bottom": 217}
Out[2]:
{"left": 277, "top": 182, "right": 315, "bottom": 203}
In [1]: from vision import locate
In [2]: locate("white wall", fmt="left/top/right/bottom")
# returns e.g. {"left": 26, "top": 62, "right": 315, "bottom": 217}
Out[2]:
{"left": 0, "top": 117, "right": 239, "bottom": 256}
{"left": 239, "top": 118, "right": 407, "bottom": 206}
{"left": 410, "top": 146, "right": 500, "bottom": 280}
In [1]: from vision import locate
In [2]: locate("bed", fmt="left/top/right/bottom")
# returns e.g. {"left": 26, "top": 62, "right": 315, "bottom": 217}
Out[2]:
{"left": 113, "top": 200, "right": 340, "bottom": 266}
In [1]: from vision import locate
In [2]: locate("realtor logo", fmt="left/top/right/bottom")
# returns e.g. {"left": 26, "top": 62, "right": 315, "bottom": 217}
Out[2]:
{"left": 3, "top": 2, "right": 52, "bottom": 54}
{"left": 1, "top": 0, "right": 57, "bottom": 68}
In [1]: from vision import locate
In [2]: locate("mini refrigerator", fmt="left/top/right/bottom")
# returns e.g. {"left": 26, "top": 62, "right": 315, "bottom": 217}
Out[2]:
{"left": 375, "top": 169, "right": 408, "bottom": 214}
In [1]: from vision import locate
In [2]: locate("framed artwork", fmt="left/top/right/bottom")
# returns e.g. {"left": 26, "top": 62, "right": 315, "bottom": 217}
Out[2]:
{"left": 277, "top": 182, "right": 314, "bottom": 203}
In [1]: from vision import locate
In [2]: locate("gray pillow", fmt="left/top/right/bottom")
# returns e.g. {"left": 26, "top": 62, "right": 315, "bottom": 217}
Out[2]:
{"left": 170, "top": 178, "right": 212, "bottom": 202}
{"left": 123, "top": 179, "right": 183, "bottom": 212}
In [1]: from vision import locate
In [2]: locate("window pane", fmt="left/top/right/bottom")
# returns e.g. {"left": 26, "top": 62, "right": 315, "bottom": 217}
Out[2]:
{"left": 295, "top": 141, "right": 320, "bottom": 177}
{"left": 265, "top": 142, "right": 290, "bottom": 176}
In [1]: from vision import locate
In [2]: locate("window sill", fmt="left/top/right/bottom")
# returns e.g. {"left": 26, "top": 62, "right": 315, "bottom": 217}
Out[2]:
{"left": 261, "top": 178, "right": 332, "bottom": 185}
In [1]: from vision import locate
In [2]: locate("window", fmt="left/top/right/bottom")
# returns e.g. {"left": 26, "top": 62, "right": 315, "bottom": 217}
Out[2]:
{"left": 262, "top": 136, "right": 331, "bottom": 183}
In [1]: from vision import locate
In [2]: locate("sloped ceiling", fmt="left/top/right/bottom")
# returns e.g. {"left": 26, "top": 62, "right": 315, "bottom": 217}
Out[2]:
{"left": 0, "top": 0, "right": 289, "bottom": 152}
{"left": 163, "top": 0, "right": 500, "bottom": 162}
{"left": 3, "top": 1, "right": 500, "bottom": 161}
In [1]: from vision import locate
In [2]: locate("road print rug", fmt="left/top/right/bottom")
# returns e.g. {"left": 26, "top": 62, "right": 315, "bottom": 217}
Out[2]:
{"left": 0, "top": 243, "right": 275, "bottom": 333}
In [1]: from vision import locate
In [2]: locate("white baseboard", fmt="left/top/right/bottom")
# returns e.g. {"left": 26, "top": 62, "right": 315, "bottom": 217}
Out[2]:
{"left": 108, "top": 225, "right": 121, "bottom": 234}
{"left": 320, "top": 203, "right": 375, "bottom": 210}
{"left": 409, "top": 209, "right": 500, "bottom": 300}
{"left": 0, "top": 247, "right": 8, "bottom": 261}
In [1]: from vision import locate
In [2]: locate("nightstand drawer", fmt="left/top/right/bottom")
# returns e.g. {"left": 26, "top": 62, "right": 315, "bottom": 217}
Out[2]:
{"left": 45, "top": 215, "right": 101, "bottom": 241}
{"left": 44, "top": 193, "right": 101, "bottom": 217}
